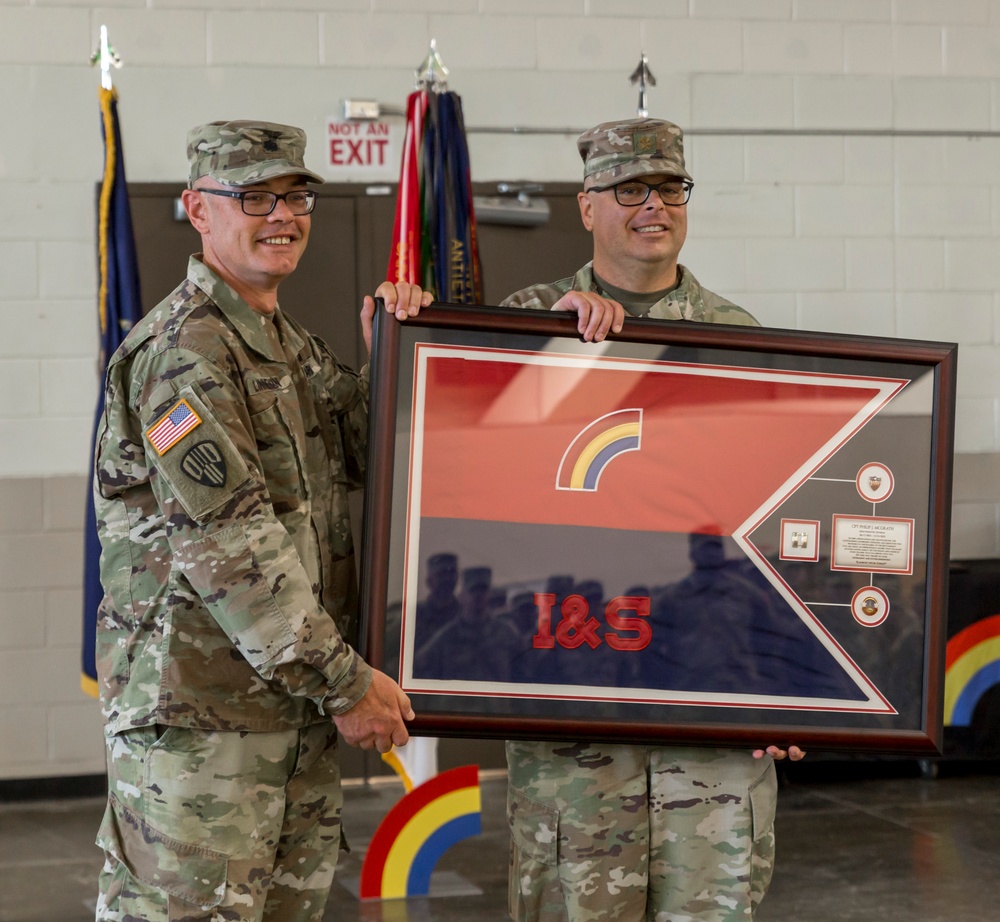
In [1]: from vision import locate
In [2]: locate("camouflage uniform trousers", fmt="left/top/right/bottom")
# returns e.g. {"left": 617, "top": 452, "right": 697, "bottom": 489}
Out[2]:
{"left": 506, "top": 741, "right": 777, "bottom": 922}
{"left": 95, "top": 722, "right": 343, "bottom": 922}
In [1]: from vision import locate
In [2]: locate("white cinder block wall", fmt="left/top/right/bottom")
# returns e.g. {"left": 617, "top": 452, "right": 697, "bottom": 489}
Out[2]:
{"left": 2, "top": 0, "right": 1000, "bottom": 783}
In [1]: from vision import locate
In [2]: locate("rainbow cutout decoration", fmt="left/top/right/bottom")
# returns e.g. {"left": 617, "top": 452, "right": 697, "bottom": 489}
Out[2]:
{"left": 944, "top": 613, "right": 1000, "bottom": 726}
{"left": 557, "top": 408, "right": 643, "bottom": 491}
{"left": 359, "top": 765, "right": 482, "bottom": 900}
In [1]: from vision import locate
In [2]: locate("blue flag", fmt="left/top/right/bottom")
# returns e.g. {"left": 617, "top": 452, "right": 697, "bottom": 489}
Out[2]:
{"left": 82, "top": 87, "right": 142, "bottom": 697}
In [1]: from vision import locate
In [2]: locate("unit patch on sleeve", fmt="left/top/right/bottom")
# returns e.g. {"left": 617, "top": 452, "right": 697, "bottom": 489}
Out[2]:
{"left": 180, "top": 440, "right": 227, "bottom": 487}
{"left": 145, "top": 398, "right": 203, "bottom": 455}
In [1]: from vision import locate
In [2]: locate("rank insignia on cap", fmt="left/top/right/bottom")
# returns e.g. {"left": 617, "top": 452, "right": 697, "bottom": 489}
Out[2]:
{"left": 634, "top": 130, "right": 657, "bottom": 154}
{"left": 146, "top": 398, "right": 203, "bottom": 456}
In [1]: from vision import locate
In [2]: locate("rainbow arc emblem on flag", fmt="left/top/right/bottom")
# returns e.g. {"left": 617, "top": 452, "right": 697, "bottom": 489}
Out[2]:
{"left": 359, "top": 765, "right": 481, "bottom": 900}
{"left": 944, "top": 614, "right": 1000, "bottom": 726}
{"left": 557, "top": 408, "right": 643, "bottom": 491}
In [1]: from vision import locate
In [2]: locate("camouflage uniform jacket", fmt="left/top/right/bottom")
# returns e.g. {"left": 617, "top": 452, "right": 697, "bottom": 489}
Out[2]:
{"left": 94, "top": 255, "right": 372, "bottom": 735}
{"left": 501, "top": 260, "right": 758, "bottom": 326}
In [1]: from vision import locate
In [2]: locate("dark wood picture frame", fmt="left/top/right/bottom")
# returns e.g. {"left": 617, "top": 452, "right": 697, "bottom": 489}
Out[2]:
{"left": 360, "top": 303, "right": 957, "bottom": 755}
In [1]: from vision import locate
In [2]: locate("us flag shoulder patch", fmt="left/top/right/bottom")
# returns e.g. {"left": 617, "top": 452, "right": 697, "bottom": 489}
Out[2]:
{"left": 146, "top": 398, "right": 202, "bottom": 455}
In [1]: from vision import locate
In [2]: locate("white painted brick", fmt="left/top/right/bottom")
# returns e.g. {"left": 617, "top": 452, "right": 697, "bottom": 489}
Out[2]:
{"left": 0, "top": 533, "right": 83, "bottom": 593}
{"left": 798, "top": 184, "right": 894, "bottom": 237}
{"left": 693, "top": 184, "right": 796, "bottom": 238}
{"left": 153, "top": 0, "right": 268, "bottom": 7}
{"left": 893, "top": 136, "right": 946, "bottom": 184}
{"left": 47, "top": 587, "right": 85, "bottom": 648}
{"left": 897, "top": 184, "right": 992, "bottom": 237}
{"left": 844, "top": 24, "right": 894, "bottom": 75}
{"left": 795, "top": 75, "right": 893, "bottom": 129}
{"left": 944, "top": 136, "right": 1000, "bottom": 183}
{"left": 0, "top": 302, "right": 99, "bottom": 359}
{"left": 680, "top": 238, "right": 747, "bottom": 293}
{"left": 744, "top": 21, "right": 845, "bottom": 75}
{"left": 691, "top": 75, "right": 795, "bottom": 129}
{"left": 795, "top": 0, "right": 891, "bottom": 22}
{"left": 40, "top": 359, "right": 101, "bottom": 418}
{"left": 897, "top": 292, "right": 993, "bottom": 343}
{"left": 944, "top": 25, "right": 1000, "bottom": 76}
{"left": 892, "top": 0, "right": 989, "bottom": 25}
{"left": 894, "top": 77, "right": 991, "bottom": 131}
{"left": 535, "top": 16, "right": 641, "bottom": 71}
{"left": 0, "top": 479, "right": 43, "bottom": 535}
{"left": 745, "top": 238, "right": 846, "bottom": 292}
{"left": 262, "top": 0, "right": 367, "bottom": 8}
{"left": 890, "top": 24, "right": 945, "bottom": 76}
{"left": 88, "top": 8, "right": 206, "bottom": 65}
{"left": 0, "top": 360, "right": 41, "bottom": 417}
{"left": 481, "top": 0, "right": 581, "bottom": 11}
{"left": 949, "top": 501, "right": 999, "bottom": 558}
{"left": 956, "top": 344, "right": 1000, "bottom": 397}
{"left": 43, "top": 476, "right": 89, "bottom": 533}
{"left": 845, "top": 136, "right": 894, "bottom": 184}
{"left": 590, "top": 0, "right": 687, "bottom": 15}
{"left": 0, "top": 647, "right": 81, "bottom": 705}
{"left": 798, "top": 292, "right": 895, "bottom": 336}
{"left": 373, "top": 0, "right": 476, "bottom": 10}
{"left": 38, "top": 242, "right": 96, "bottom": 300}
{"left": 321, "top": 13, "right": 428, "bottom": 67}
{"left": 686, "top": 135, "right": 745, "bottom": 184}
{"left": 895, "top": 239, "right": 945, "bottom": 291}
{"left": 955, "top": 398, "right": 998, "bottom": 452}
{"left": 0, "top": 418, "right": 93, "bottom": 479}
{"left": 0, "top": 8, "right": 91, "bottom": 64}
{"left": 208, "top": 11, "right": 322, "bottom": 66}
{"left": 641, "top": 19, "right": 743, "bottom": 75}
{"left": 33, "top": 71, "right": 104, "bottom": 184}
{"left": 459, "top": 69, "right": 654, "bottom": 131}
{"left": 41, "top": 0, "right": 142, "bottom": 5}
{"left": 0, "top": 707, "right": 47, "bottom": 766}
{"left": 724, "top": 291, "right": 798, "bottom": 328}
{"left": 846, "top": 238, "right": 894, "bottom": 290}
{"left": 0, "top": 66, "right": 38, "bottom": 181}
{"left": 428, "top": 15, "right": 536, "bottom": 70}
{"left": 0, "top": 591, "right": 45, "bottom": 648}
{"left": 692, "top": 0, "right": 792, "bottom": 19}
{"left": 2, "top": 183, "right": 92, "bottom": 242}
{"left": 0, "top": 243, "right": 37, "bottom": 299}
{"left": 49, "top": 701, "right": 105, "bottom": 764}
{"left": 946, "top": 239, "right": 1000, "bottom": 290}
{"left": 746, "top": 136, "right": 844, "bottom": 183}
{"left": 468, "top": 134, "right": 581, "bottom": 185}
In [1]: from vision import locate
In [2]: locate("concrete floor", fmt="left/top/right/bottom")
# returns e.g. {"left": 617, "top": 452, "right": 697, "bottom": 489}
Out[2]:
{"left": 2, "top": 760, "right": 999, "bottom": 922}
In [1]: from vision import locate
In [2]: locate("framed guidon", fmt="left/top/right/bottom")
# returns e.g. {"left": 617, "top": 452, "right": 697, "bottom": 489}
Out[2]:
{"left": 359, "top": 302, "right": 957, "bottom": 754}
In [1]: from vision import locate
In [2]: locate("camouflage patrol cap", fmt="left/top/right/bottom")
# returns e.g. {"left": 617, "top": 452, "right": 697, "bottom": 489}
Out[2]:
{"left": 578, "top": 117, "right": 692, "bottom": 190}
{"left": 187, "top": 120, "right": 325, "bottom": 187}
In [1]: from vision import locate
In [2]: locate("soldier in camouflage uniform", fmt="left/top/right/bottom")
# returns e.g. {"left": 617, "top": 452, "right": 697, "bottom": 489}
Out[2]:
{"left": 92, "top": 120, "right": 428, "bottom": 922}
{"left": 498, "top": 118, "right": 805, "bottom": 922}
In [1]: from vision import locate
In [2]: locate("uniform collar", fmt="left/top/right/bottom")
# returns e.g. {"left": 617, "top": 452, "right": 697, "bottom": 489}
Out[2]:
{"left": 577, "top": 261, "right": 707, "bottom": 321}
{"left": 187, "top": 254, "right": 284, "bottom": 362}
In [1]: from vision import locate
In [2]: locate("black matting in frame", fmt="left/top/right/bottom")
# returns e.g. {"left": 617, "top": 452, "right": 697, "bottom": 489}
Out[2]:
{"left": 359, "top": 302, "right": 957, "bottom": 754}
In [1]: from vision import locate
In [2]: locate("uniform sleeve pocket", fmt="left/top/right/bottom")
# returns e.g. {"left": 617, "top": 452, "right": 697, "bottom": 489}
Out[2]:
{"left": 97, "top": 793, "right": 228, "bottom": 909}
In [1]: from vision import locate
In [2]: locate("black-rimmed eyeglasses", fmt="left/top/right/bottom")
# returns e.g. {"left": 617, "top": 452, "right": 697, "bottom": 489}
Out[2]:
{"left": 597, "top": 180, "right": 694, "bottom": 207}
{"left": 196, "top": 188, "right": 317, "bottom": 216}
